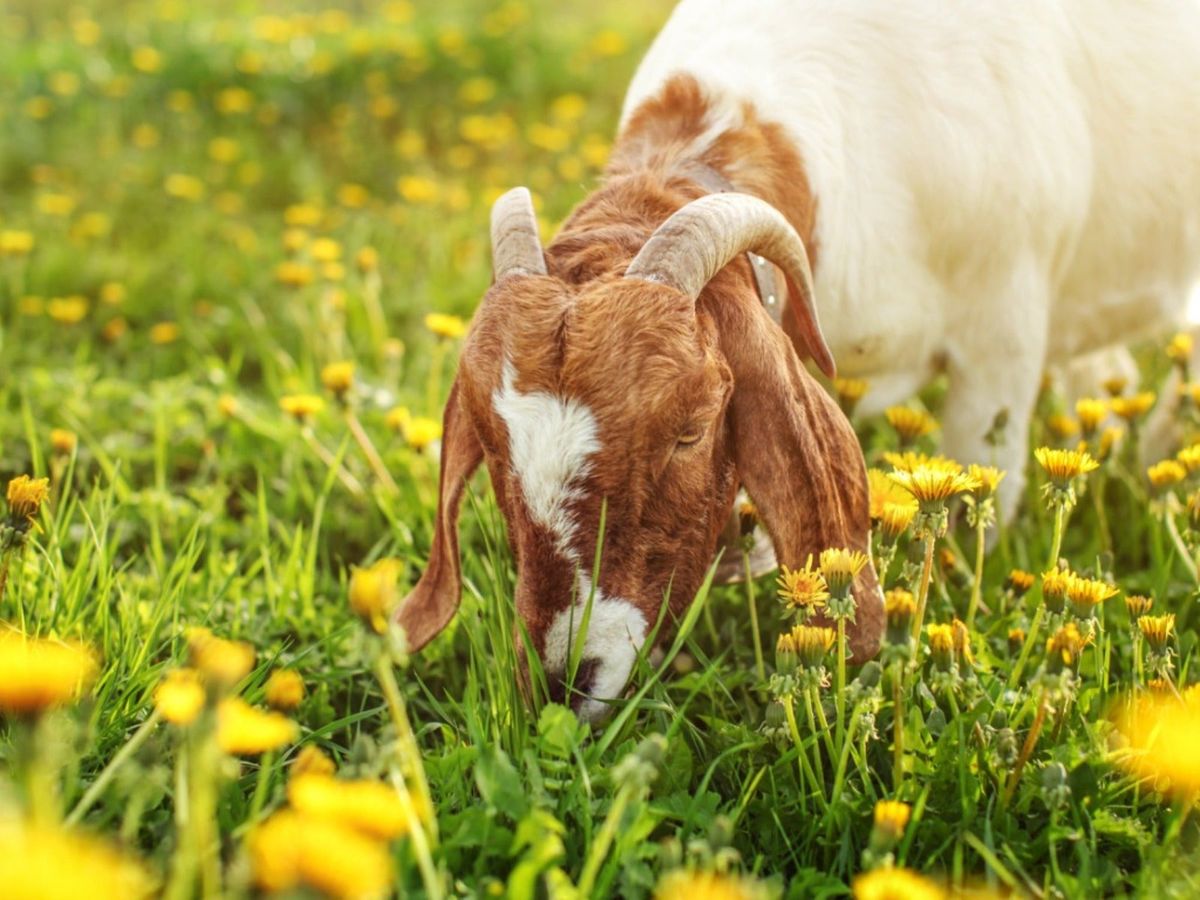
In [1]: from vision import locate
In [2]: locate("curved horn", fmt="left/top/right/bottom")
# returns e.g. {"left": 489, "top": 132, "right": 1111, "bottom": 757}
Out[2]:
{"left": 490, "top": 186, "right": 547, "bottom": 279}
{"left": 625, "top": 192, "right": 834, "bottom": 377}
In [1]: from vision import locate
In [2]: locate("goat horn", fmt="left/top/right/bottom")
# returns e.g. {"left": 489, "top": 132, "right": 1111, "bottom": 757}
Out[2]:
{"left": 624, "top": 192, "right": 834, "bottom": 377}
{"left": 490, "top": 186, "right": 547, "bottom": 279}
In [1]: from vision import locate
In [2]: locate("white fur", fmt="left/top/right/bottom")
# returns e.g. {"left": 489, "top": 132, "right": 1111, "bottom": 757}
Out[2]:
{"left": 492, "top": 360, "right": 601, "bottom": 557}
{"left": 622, "top": 0, "right": 1200, "bottom": 514}
{"left": 543, "top": 574, "right": 648, "bottom": 722}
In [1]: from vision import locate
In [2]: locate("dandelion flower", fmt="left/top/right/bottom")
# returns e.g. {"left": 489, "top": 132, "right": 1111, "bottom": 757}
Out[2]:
{"left": 1033, "top": 447, "right": 1099, "bottom": 486}
{"left": 1146, "top": 459, "right": 1186, "bottom": 493}
{"left": 818, "top": 547, "right": 869, "bottom": 595}
{"left": 1046, "top": 414, "right": 1080, "bottom": 441}
{"left": 1045, "top": 622, "right": 1089, "bottom": 669}
{"left": 867, "top": 468, "right": 916, "bottom": 520}
{"left": 288, "top": 772, "right": 423, "bottom": 840}
{"left": 292, "top": 745, "right": 337, "bottom": 779}
{"left": 349, "top": 558, "right": 404, "bottom": 633}
{"left": 265, "top": 669, "right": 306, "bottom": 711}
{"left": 1006, "top": 569, "right": 1035, "bottom": 596}
{"left": 187, "top": 627, "right": 255, "bottom": 688}
{"left": 834, "top": 377, "right": 869, "bottom": 414}
{"left": 654, "top": 869, "right": 763, "bottom": 900}
{"left": 776, "top": 559, "right": 829, "bottom": 612}
{"left": 217, "top": 698, "right": 297, "bottom": 755}
{"left": 1167, "top": 331, "right": 1193, "bottom": 364}
{"left": 275, "top": 260, "right": 315, "bottom": 288}
{"left": 279, "top": 394, "right": 325, "bottom": 422}
{"left": 966, "top": 464, "right": 1005, "bottom": 499}
{"left": 927, "top": 623, "right": 955, "bottom": 669}
{"left": 1007, "top": 628, "right": 1026, "bottom": 655}
{"left": 385, "top": 406, "right": 411, "bottom": 433}
{"left": 310, "top": 237, "right": 342, "bottom": 263}
{"left": 884, "top": 589, "right": 916, "bottom": 642}
{"left": 1110, "top": 391, "right": 1155, "bottom": 423}
{"left": 853, "top": 867, "right": 945, "bottom": 900}
{"left": 0, "top": 230, "right": 36, "bottom": 256}
{"left": 887, "top": 461, "right": 978, "bottom": 507}
{"left": 50, "top": 429, "right": 77, "bottom": 455}
{"left": 1125, "top": 594, "right": 1153, "bottom": 618}
{"left": 1177, "top": 444, "right": 1200, "bottom": 475}
{"left": 154, "top": 668, "right": 205, "bottom": 725}
{"left": 879, "top": 501, "right": 917, "bottom": 542}
{"left": 1137, "top": 614, "right": 1175, "bottom": 651}
{"left": 6, "top": 475, "right": 50, "bottom": 525}
{"left": 355, "top": 246, "right": 379, "bottom": 273}
{"left": 1065, "top": 573, "right": 1119, "bottom": 615}
{"left": 871, "top": 799, "right": 911, "bottom": 843}
{"left": 404, "top": 416, "right": 443, "bottom": 451}
{"left": 0, "top": 630, "right": 97, "bottom": 715}
{"left": 1114, "top": 691, "right": 1200, "bottom": 798}
{"left": 249, "top": 810, "right": 392, "bottom": 900}
{"left": 885, "top": 406, "right": 937, "bottom": 444}
{"left": 0, "top": 820, "right": 154, "bottom": 900}
{"left": 777, "top": 625, "right": 836, "bottom": 670}
{"left": 1075, "top": 398, "right": 1109, "bottom": 436}
{"left": 424, "top": 312, "right": 467, "bottom": 339}
{"left": 320, "top": 361, "right": 355, "bottom": 398}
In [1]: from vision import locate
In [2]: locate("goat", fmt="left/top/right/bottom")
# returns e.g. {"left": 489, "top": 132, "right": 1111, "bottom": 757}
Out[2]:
{"left": 397, "top": 0, "right": 1200, "bottom": 720}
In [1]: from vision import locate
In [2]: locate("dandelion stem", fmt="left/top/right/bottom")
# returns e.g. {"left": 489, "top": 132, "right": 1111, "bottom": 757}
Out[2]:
{"left": 344, "top": 408, "right": 399, "bottom": 493}
{"left": 743, "top": 548, "right": 765, "bottom": 684}
{"left": 892, "top": 663, "right": 905, "bottom": 790}
{"left": 966, "top": 516, "right": 987, "bottom": 629}
{"left": 783, "top": 695, "right": 821, "bottom": 812}
{"left": 66, "top": 709, "right": 163, "bottom": 826}
{"left": 835, "top": 617, "right": 847, "bottom": 758}
{"left": 371, "top": 650, "right": 438, "bottom": 845}
{"left": 808, "top": 684, "right": 836, "bottom": 765}
{"left": 300, "top": 428, "right": 365, "bottom": 497}
{"left": 911, "top": 533, "right": 936, "bottom": 642}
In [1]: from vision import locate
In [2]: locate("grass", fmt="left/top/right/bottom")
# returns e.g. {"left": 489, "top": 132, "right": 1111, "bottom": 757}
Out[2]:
{"left": 1, "top": 1, "right": 1198, "bottom": 897}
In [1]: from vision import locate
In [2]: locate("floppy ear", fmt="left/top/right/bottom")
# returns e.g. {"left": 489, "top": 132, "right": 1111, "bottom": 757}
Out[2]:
{"left": 714, "top": 293, "right": 884, "bottom": 661}
{"left": 395, "top": 376, "right": 483, "bottom": 651}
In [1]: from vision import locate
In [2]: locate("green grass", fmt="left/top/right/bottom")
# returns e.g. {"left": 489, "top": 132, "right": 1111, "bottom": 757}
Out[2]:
{"left": 1, "top": 1, "right": 1198, "bottom": 897}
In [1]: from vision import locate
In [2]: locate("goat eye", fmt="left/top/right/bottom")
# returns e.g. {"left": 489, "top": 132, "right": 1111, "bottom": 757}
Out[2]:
{"left": 676, "top": 429, "right": 703, "bottom": 448}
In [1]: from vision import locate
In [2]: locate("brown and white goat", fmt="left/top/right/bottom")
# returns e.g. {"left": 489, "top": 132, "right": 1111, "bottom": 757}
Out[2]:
{"left": 398, "top": 0, "right": 1200, "bottom": 720}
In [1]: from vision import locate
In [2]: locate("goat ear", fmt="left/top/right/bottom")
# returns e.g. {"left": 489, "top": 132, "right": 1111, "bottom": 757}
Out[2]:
{"left": 395, "top": 376, "right": 483, "bottom": 651}
{"left": 717, "top": 299, "right": 884, "bottom": 661}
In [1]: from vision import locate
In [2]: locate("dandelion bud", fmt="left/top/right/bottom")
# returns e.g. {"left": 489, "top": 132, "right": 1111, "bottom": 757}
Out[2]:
{"left": 279, "top": 393, "right": 325, "bottom": 423}
{"left": 188, "top": 627, "right": 255, "bottom": 689}
{"left": 885, "top": 406, "right": 937, "bottom": 447}
{"left": 1146, "top": 459, "right": 1186, "bottom": 496}
{"left": 6, "top": 475, "right": 50, "bottom": 528}
{"left": 1005, "top": 569, "right": 1035, "bottom": 597}
{"left": 737, "top": 500, "right": 758, "bottom": 538}
{"left": 155, "top": 668, "right": 205, "bottom": 725}
{"left": 1065, "top": 573, "right": 1119, "bottom": 621}
{"left": 870, "top": 800, "right": 911, "bottom": 849}
{"left": 1041, "top": 569, "right": 1071, "bottom": 615}
{"left": 785, "top": 625, "right": 836, "bottom": 671}
{"left": 291, "top": 745, "right": 337, "bottom": 779}
{"left": 878, "top": 501, "right": 916, "bottom": 544}
{"left": 50, "top": 428, "right": 77, "bottom": 455}
{"left": 884, "top": 589, "right": 916, "bottom": 647}
{"left": 1074, "top": 398, "right": 1108, "bottom": 438}
{"left": 926, "top": 624, "right": 955, "bottom": 672}
{"left": 355, "top": 246, "right": 379, "bottom": 273}
{"left": 1166, "top": 331, "right": 1193, "bottom": 367}
{"left": 1124, "top": 594, "right": 1153, "bottom": 618}
{"left": 1046, "top": 414, "right": 1079, "bottom": 442}
{"left": 833, "top": 377, "right": 868, "bottom": 416}
{"left": 1007, "top": 628, "right": 1026, "bottom": 655}
{"left": 818, "top": 547, "right": 868, "bottom": 605}
{"left": 1102, "top": 375, "right": 1128, "bottom": 397}
{"left": 951, "top": 618, "right": 974, "bottom": 670}
{"left": 775, "top": 632, "right": 798, "bottom": 674}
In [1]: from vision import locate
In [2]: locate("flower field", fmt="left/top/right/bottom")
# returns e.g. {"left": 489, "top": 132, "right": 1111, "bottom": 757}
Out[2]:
{"left": 1, "top": 2, "right": 1198, "bottom": 898}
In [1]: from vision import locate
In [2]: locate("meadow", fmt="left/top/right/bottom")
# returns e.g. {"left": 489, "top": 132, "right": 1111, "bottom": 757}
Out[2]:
{"left": 1, "top": 1, "right": 1198, "bottom": 898}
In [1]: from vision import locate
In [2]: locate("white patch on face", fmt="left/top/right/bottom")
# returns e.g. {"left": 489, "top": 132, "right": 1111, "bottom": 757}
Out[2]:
{"left": 543, "top": 574, "right": 649, "bottom": 723}
{"left": 492, "top": 360, "right": 600, "bottom": 558}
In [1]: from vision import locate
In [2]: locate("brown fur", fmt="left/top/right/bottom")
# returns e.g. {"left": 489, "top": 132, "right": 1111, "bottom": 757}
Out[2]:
{"left": 396, "top": 74, "right": 883, "bottom": 699}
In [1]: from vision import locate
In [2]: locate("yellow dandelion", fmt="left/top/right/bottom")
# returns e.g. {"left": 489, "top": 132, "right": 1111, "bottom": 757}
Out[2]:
{"left": 0, "top": 229, "right": 35, "bottom": 256}
{"left": 778, "top": 624, "right": 836, "bottom": 670}
{"left": 47, "top": 296, "right": 89, "bottom": 324}
{"left": 275, "top": 260, "right": 315, "bottom": 288}
{"left": 131, "top": 45, "right": 163, "bottom": 73}
{"left": 1007, "top": 628, "right": 1026, "bottom": 654}
{"left": 50, "top": 428, "right": 77, "bottom": 455}
{"left": 867, "top": 468, "right": 916, "bottom": 519}
{"left": 264, "top": 669, "right": 306, "bottom": 711}
{"left": 0, "top": 820, "right": 154, "bottom": 900}
{"left": 249, "top": 810, "right": 392, "bottom": 900}
{"left": 0, "top": 630, "right": 97, "bottom": 715}
{"left": 834, "top": 377, "right": 869, "bottom": 412}
{"left": 1046, "top": 622, "right": 1089, "bottom": 668}
{"left": 217, "top": 394, "right": 239, "bottom": 419}
{"left": 320, "top": 361, "right": 355, "bottom": 398}
{"left": 1110, "top": 391, "right": 1155, "bottom": 422}
{"left": 154, "top": 668, "right": 205, "bottom": 725}
{"left": 887, "top": 461, "right": 978, "bottom": 506}
{"left": 148, "top": 322, "right": 180, "bottom": 345}
{"left": 1114, "top": 691, "right": 1200, "bottom": 797}
{"left": 217, "top": 698, "right": 297, "bottom": 755}
{"left": 1075, "top": 398, "right": 1109, "bottom": 437}
{"left": 872, "top": 799, "right": 911, "bottom": 842}
{"left": 966, "top": 464, "right": 1005, "bottom": 498}
{"left": 163, "top": 173, "right": 204, "bottom": 202}
{"left": 187, "top": 627, "right": 255, "bottom": 688}
{"left": 279, "top": 394, "right": 325, "bottom": 422}
{"left": 1046, "top": 414, "right": 1080, "bottom": 441}
{"left": 404, "top": 416, "right": 443, "bottom": 451}
{"left": 1176, "top": 444, "right": 1200, "bottom": 474}
{"left": 885, "top": 406, "right": 938, "bottom": 443}
{"left": 310, "top": 237, "right": 342, "bottom": 263}
{"left": 7, "top": 475, "right": 50, "bottom": 524}
{"left": 288, "top": 772, "right": 423, "bottom": 840}
{"left": 776, "top": 558, "right": 829, "bottom": 611}
{"left": 356, "top": 246, "right": 379, "bottom": 273}
{"left": 879, "top": 501, "right": 918, "bottom": 541}
{"left": 1147, "top": 459, "right": 1187, "bottom": 493}
{"left": 1167, "top": 331, "right": 1193, "bottom": 364}
{"left": 1096, "top": 426, "right": 1124, "bottom": 462}
{"left": 884, "top": 588, "right": 917, "bottom": 637}
{"left": 349, "top": 558, "right": 404, "bottom": 634}
{"left": 853, "top": 867, "right": 946, "bottom": 900}
{"left": 819, "top": 547, "right": 870, "bottom": 594}
{"left": 385, "top": 406, "right": 412, "bottom": 433}
{"left": 424, "top": 312, "right": 467, "bottom": 339}
{"left": 1137, "top": 614, "right": 1175, "bottom": 651}
{"left": 951, "top": 618, "right": 974, "bottom": 666}
{"left": 1034, "top": 446, "right": 1099, "bottom": 485}
{"left": 292, "top": 745, "right": 337, "bottom": 780}
{"left": 927, "top": 623, "right": 955, "bottom": 656}
{"left": 1006, "top": 569, "right": 1035, "bottom": 595}
{"left": 654, "top": 869, "right": 763, "bottom": 900}
{"left": 1102, "top": 375, "right": 1129, "bottom": 397}
{"left": 1065, "top": 573, "right": 1119, "bottom": 611}
{"left": 1125, "top": 594, "right": 1153, "bottom": 618}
